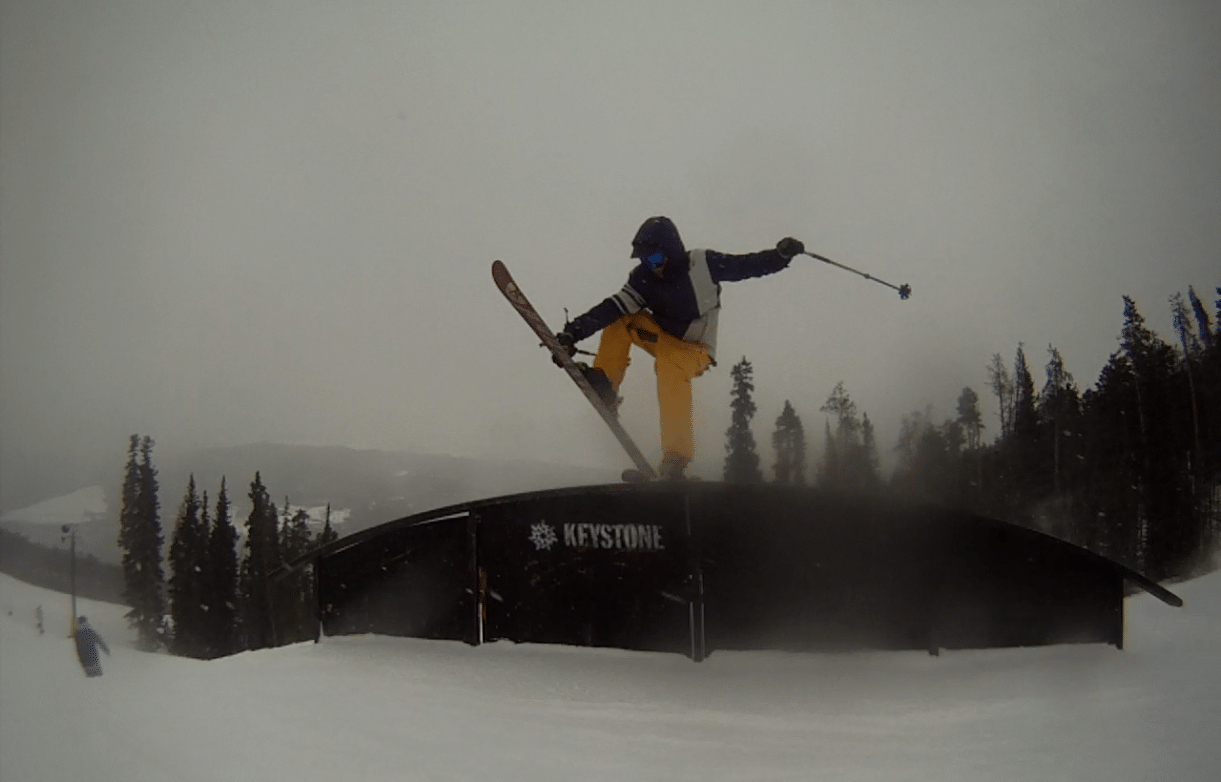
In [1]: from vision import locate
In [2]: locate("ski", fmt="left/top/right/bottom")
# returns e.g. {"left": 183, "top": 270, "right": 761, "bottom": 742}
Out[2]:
{"left": 492, "top": 260, "right": 657, "bottom": 481}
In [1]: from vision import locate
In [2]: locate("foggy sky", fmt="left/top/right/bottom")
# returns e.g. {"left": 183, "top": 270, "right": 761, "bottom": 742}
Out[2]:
{"left": 2, "top": 0, "right": 1219, "bottom": 481}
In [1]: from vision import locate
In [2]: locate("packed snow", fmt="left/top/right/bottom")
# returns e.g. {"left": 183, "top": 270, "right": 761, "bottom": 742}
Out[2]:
{"left": 1, "top": 569, "right": 1218, "bottom": 781}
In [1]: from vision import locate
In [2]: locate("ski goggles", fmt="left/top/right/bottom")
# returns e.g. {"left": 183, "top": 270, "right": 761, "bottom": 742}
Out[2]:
{"left": 641, "top": 250, "right": 666, "bottom": 269}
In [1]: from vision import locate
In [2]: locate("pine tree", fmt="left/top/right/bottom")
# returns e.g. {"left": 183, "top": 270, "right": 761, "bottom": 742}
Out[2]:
{"left": 203, "top": 478, "right": 239, "bottom": 658}
{"left": 817, "top": 382, "right": 875, "bottom": 490}
{"left": 279, "top": 500, "right": 314, "bottom": 561}
{"left": 917, "top": 423, "right": 955, "bottom": 501}
{"left": 955, "top": 387, "right": 984, "bottom": 451}
{"left": 1187, "top": 286, "right": 1215, "bottom": 352}
{"left": 1185, "top": 286, "right": 1220, "bottom": 559}
{"left": 771, "top": 400, "right": 806, "bottom": 485}
{"left": 986, "top": 353, "right": 1014, "bottom": 440}
{"left": 1012, "top": 344, "right": 1039, "bottom": 445}
{"left": 277, "top": 498, "right": 315, "bottom": 643}
{"left": 1039, "top": 346, "right": 1082, "bottom": 497}
{"left": 1171, "top": 293, "right": 1205, "bottom": 485}
{"left": 891, "top": 408, "right": 956, "bottom": 502}
{"left": 723, "top": 358, "right": 763, "bottom": 483}
{"left": 138, "top": 437, "right": 167, "bottom": 647}
{"left": 312, "top": 503, "right": 340, "bottom": 642}
{"left": 860, "top": 412, "right": 880, "bottom": 487}
{"left": 1081, "top": 351, "right": 1144, "bottom": 564}
{"left": 118, "top": 435, "right": 166, "bottom": 650}
{"left": 318, "top": 503, "right": 339, "bottom": 548}
{"left": 1172, "top": 292, "right": 1203, "bottom": 358}
{"left": 1008, "top": 344, "right": 1047, "bottom": 512}
{"left": 240, "top": 472, "right": 280, "bottom": 650}
{"left": 197, "top": 492, "right": 212, "bottom": 647}
{"left": 820, "top": 419, "right": 837, "bottom": 488}
{"left": 955, "top": 387, "right": 985, "bottom": 506}
{"left": 168, "top": 475, "right": 209, "bottom": 657}
{"left": 817, "top": 383, "right": 850, "bottom": 488}
{"left": 1121, "top": 296, "right": 1195, "bottom": 577}
{"left": 117, "top": 435, "right": 141, "bottom": 594}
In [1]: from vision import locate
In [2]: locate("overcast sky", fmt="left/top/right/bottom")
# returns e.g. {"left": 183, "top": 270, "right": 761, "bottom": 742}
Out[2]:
{"left": 2, "top": 0, "right": 1219, "bottom": 481}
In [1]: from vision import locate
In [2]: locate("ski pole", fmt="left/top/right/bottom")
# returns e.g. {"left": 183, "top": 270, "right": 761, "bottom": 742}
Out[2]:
{"left": 556, "top": 308, "right": 596, "bottom": 356}
{"left": 539, "top": 340, "right": 594, "bottom": 358}
{"left": 803, "top": 252, "right": 912, "bottom": 300}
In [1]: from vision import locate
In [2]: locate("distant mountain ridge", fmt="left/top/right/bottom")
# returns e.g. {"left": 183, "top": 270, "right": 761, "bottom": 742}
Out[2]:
{"left": 0, "top": 444, "right": 615, "bottom": 564}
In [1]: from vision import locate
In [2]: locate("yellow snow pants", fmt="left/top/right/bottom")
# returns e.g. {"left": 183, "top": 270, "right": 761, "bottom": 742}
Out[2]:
{"left": 592, "top": 312, "right": 713, "bottom": 463}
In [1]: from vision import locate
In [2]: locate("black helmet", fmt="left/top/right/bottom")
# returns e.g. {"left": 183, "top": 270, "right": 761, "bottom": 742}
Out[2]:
{"left": 630, "top": 216, "right": 687, "bottom": 265}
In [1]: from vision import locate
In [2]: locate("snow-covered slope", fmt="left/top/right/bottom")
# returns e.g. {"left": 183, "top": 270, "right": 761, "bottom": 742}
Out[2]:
{"left": 0, "top": 485, "right": 108, "bottom": 526}
{"left": 1, "top": 571, "right": 1218, "bottom": 782}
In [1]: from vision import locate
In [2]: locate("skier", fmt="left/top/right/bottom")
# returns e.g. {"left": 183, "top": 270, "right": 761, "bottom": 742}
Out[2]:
{"left": 555, "top": 216, "right": 804, "bottom": 479}
{"left": 73, "top": 616, "right": 110, "bottom": 677}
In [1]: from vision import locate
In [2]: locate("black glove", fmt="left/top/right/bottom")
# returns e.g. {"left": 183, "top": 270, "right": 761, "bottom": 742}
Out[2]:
{"left": 553, "top": 330, "right": 577, "bottom": 367}
{"left": 776, "top": 237, "right": 805, "bottom": 260}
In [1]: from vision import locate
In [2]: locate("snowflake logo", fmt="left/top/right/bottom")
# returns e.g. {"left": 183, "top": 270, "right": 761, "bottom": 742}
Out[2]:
{"left": 528, "top": 521, "right": 558, "bottom": 551}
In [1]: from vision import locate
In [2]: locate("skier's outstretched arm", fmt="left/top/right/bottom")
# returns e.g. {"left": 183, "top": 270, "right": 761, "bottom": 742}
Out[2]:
{"left": 707, "top": 238, "right": 804, "bottom": 283}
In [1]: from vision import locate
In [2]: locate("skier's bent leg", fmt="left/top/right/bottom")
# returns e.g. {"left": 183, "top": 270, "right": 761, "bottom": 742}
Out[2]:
{"left": 592, "top": 316, "right": 634, "bottom": 391}
{"left": 594, "top": 312, "right": 668, "bottom": 390}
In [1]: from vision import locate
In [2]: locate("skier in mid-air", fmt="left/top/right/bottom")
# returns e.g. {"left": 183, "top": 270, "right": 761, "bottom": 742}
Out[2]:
{"left": 555, "top": 216, "right": 804, "bottom": 479}
{"left": 73, "top": 616, "right": 110, "bottom": 677}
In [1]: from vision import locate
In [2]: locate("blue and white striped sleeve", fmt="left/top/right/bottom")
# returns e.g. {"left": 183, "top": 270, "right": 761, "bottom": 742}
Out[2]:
{"left": 611, "top": 282, "right": 646, "bottom": 315}
{"left": 566, "top": 280, "right": 645, "bottom": 342}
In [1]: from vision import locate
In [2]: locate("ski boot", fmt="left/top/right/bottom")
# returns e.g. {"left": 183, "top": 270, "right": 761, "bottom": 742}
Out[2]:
{"left": 658, "top": 453, "right": 689, "bottom": 481}
{"left": 576, "top": 363, "right": 620, "bottom": 414}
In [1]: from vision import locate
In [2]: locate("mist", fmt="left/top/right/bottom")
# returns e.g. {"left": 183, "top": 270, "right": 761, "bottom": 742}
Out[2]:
{"left": 3, "top": 0, "right": 1219, "bottom": 487}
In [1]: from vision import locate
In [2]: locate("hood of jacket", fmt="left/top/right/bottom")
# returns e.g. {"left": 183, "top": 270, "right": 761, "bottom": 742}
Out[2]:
{"left": 630, "top": 216, "right": 688, "bottom": 279}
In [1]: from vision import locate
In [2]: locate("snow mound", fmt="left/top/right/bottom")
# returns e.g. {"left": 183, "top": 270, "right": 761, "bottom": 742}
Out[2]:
{"left": 1, "top": 569, "right": 1219, "bottom": 781}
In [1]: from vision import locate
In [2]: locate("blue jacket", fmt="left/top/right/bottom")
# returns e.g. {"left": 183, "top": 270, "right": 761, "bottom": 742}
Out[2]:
{"left": 566, "top": 218, "right": 791, "bottom": 361}
{"left": 74, "top": 624, "right": 110, "bottom": 669}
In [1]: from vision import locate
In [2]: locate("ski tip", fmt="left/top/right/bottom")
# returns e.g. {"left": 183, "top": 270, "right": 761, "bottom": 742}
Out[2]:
{"left": 491, "top": 259, "right": 511, "bottom": 286}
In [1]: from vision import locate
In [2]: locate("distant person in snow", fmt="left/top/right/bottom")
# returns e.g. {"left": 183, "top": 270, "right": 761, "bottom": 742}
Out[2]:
{"left": 36, "top": 604, "right": 44, "bottom": 635}
{"left": 73, "top": 616, "right": 110, "bottom": 677}
{"left": 556, "top": 216, "right": 804, "bottom": 479}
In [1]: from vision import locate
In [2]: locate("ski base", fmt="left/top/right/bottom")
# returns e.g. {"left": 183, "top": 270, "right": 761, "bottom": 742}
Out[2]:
{"left": 493, "top": 260, "right": 658, "bottom": 481}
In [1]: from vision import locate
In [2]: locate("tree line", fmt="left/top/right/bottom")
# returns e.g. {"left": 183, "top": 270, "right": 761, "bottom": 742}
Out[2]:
{"left": 111, "top": 287, "right": 1217, "bottom": 654}
{"left": 723, "top": 286, "right": 1220, "bottom": 581}
{"left": 117, "top": 434, "right": 338, "bottom": 656}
